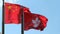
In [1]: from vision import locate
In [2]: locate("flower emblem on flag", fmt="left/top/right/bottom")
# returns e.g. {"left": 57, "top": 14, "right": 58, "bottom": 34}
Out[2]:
{"left": 32, "top": 17, "right": 40, "bottom": 28}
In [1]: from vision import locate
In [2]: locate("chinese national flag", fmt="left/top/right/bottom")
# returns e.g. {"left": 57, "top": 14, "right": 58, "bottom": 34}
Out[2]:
{"left": 24, "top": 12, "right": 48, "bottom": 31}
{"left": 4, "top": 2, "right": 31, "bottom": 24}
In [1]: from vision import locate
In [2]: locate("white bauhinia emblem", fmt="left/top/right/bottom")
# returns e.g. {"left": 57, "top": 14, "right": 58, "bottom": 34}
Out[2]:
{"left": 32, "top": 17, "right": 40, "bottom": 28}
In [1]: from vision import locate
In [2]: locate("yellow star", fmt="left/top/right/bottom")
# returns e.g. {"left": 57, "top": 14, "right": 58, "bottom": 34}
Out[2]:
{"left": 15, "top": 6, "right": 18, "bottom": 10}
{"left": 16, "top": 6, "right": 17, "bottom": 8}
{"left": 8, "top": 6, "right": 11, "bottom": 9}
{"left": 12, "top": 10, "right": 15, "bottom": 12}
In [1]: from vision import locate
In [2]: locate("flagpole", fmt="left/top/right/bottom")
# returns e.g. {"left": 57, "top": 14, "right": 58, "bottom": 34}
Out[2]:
{"left": 21, "top": 8, "right": 24, "bottom": 34}
{"left": 2, "top": 0, "right": 4, "bottom": 34}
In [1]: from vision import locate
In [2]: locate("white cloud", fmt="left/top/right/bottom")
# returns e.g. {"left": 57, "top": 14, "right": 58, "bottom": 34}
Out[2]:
{"left": 0, "top": 0, "right": 3, "bottom": 7}
{"left": 5, "top": 0, "right": 20, "bottom": 4}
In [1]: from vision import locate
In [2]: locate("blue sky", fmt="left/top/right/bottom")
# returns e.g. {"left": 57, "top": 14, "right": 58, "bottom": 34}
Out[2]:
{"left": 0, "top": 0, "right": 2, "bottom": 32}
{"left": 0, "top": 0, "right": 60, "bottom": 34}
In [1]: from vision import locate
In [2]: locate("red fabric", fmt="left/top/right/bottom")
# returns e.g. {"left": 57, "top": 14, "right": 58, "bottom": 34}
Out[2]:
{"left": 24, "top": 13, "right": 48, "bottom": 31}
{"left": 4, "top": 3, "right": 31, "bottom": 24}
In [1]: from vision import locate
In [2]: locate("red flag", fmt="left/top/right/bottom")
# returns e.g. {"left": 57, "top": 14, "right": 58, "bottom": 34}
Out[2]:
{"left": 4, "top": 2, "right": 31, "bottom": 24}
{"left": 24, "top": 12, "right": 48, "bottom": 31}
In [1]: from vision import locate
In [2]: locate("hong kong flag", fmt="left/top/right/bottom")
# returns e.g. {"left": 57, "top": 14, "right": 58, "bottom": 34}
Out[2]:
{"left": 4, "top": 2, "right": 31, "bottom": 24}
{"left": 24, "top": 12, "right": 48, "bottom": 31}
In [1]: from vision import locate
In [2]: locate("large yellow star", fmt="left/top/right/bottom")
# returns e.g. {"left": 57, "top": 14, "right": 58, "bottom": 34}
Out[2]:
{"left": 8, "top": 6, "right": 11, "bottom": 9}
